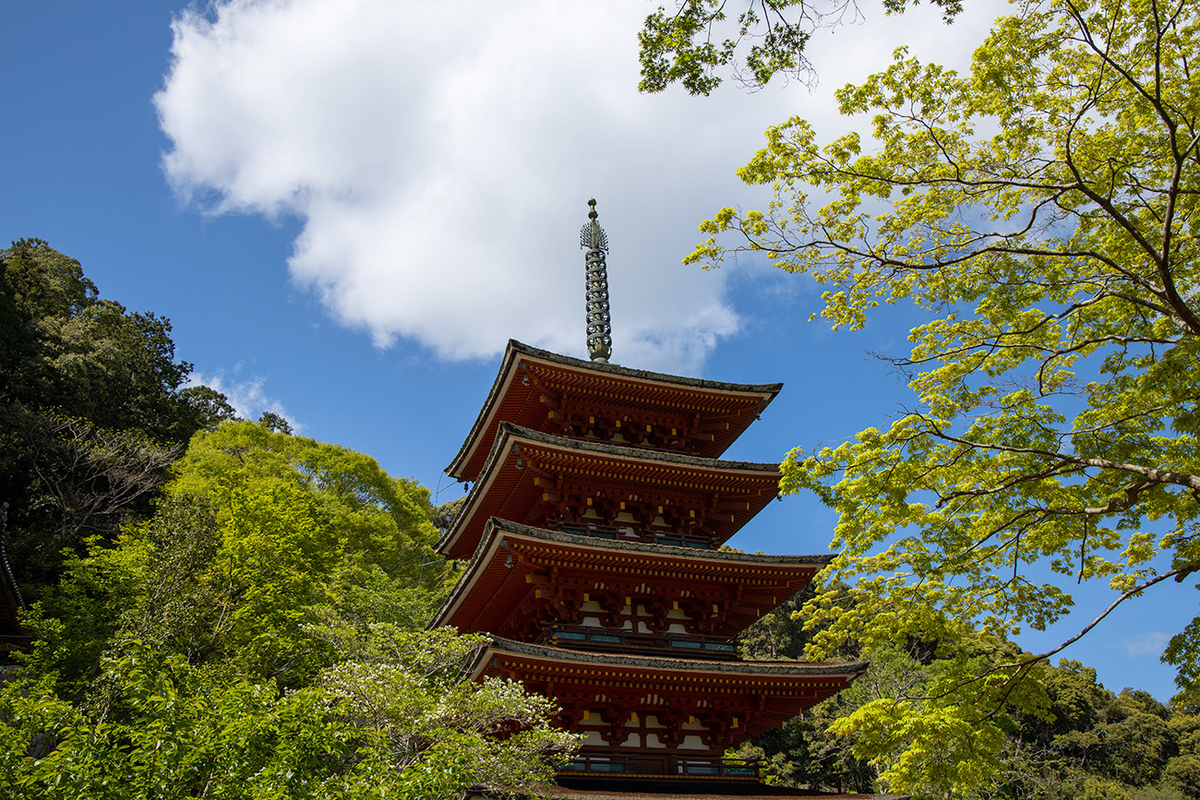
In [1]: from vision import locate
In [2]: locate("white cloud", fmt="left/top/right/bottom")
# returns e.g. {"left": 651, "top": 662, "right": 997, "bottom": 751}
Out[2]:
{"left": 156, "top": 0, "right": 1009, "bottom": 373}
{"left": 1120, "top": 631, "right": 1172, "bottom": 658}
{"left": 188, "top": 371, "right": 299, "bottom": 432}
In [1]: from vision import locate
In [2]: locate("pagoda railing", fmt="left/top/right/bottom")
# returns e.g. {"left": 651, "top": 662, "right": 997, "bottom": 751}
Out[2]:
{"left": 542, "top": 624, "right": 738, "bottom": 659}
{"left": 0, "top": 633, "right": 32, "bottom": 653}
{"left": 548, "top": 520, "right": 714, "bottom": 550}
{"left": 557, "top": 751, "right": 761, "bottom": 780}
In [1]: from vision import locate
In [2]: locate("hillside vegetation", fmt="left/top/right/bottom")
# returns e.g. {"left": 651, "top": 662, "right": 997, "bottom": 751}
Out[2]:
{"left": 0, "top": 241, "right": 576, "bottom": 799}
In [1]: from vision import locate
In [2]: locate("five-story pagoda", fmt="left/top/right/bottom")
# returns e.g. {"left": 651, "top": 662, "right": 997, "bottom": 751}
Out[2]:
{"left": 434, "top": 201, "right": 866, "bottom": 793}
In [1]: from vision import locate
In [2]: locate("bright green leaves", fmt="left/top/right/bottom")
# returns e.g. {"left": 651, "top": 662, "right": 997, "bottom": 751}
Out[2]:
{"left": 22, "top": 420, "right": 453, "bottom": 692}
{"left": 639, "top": 2, "right": 739, "bottom": 96}
{"left": 816, "top": 639, "right": 1050, "bottom": 797}
{"left": 690, "top": 0, "right": 1200, "bottom": 790}
{"left": 832, "top": 698, "right": 1007, "bottom": 797}
{"left": 155, "top": 421, "right": 450, "bottom": 683}
{"left": 0, "top": 635, "right": 570, "bottom": 800}
{"left": 315, "top": 626, "right": 579, "bottom": 797}
{"left": 171, "top": 420, "right": 441, "bottom": 576}
{"left": 5, "top": 419, "right": 575, "bottom": 798}
{"left": 637, "top": 0, "right": 818, "bottom": 95}
{"left": 637, "top": 0, "right": 964, "bottom": 95}
{"left": 711, "top": 0, "right": 1199, "bottom": 677}
{"left": 0, "top": 641, "right": 373, "bottom": 800}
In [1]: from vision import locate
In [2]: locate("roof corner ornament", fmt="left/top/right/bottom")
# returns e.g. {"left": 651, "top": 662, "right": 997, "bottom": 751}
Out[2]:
{"left": 580, "top": 198, "right": 613, "bottom": 364}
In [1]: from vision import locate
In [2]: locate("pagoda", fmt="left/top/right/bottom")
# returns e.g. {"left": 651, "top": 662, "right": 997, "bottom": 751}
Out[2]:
{"left": 0, "top": 504, "right": 29, "bottom": 655}
{"left": 435, "top": 201, "right": 865, "bottom": 793}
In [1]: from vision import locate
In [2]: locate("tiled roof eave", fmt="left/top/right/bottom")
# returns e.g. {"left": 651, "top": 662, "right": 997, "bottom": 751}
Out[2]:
{"left": 429, "top": 517, "right": 833, "bottom": 630}
{"left": 445, "top": 340, "right": 526, "bottom": 480}
{"left": 444, "top": 340, "right": 784, "bottom": 480}
{"left": 500, "top": 423, "right": 782, "bottom": 475}
{"left": 478, "top": 636, "right": 869, "bottom": 680}
{"left": 435, "top": 424, "right": 783, "bottom": 557}
{"left": 509, "top": 340, "right": 784, "bottom": 397}
{"left": 489, "top": 518, "right": 831, "bottom": 566}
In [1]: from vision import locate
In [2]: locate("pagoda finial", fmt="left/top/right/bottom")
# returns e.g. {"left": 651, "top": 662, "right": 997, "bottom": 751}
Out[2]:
{"left": 580, "top": 198, "right": 612, "bottom": 363}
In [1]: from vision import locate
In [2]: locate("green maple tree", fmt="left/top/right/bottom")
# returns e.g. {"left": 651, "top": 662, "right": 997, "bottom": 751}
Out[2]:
{"left": 687, "top": 0, "right": 1200, "bottom": 791}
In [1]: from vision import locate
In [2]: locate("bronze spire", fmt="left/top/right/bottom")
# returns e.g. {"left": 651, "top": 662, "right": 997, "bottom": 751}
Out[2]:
{"left": 579, "top": 198, "right": 612, "bottom": 363}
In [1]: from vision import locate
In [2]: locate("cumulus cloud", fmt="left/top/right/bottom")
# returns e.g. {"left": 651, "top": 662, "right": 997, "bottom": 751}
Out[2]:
{"left": 156, "top": 0, "right": 1005, "bottom": 373}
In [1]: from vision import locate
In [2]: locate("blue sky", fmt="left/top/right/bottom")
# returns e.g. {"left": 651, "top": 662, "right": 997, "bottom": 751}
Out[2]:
{"left": 2, "top": 1, "right": 1189, "bottom": 702}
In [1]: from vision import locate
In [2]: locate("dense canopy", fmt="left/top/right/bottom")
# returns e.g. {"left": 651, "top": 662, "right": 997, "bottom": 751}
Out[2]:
{"left": 689, "top": 0, "right": 1200, "bottom": 790}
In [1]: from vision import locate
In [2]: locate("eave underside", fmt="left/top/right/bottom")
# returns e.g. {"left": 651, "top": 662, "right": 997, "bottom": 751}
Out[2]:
{"left": 435, "top": 520, "right": 830, "bottom": 642}
{"left": 446, "top": 341, "right": 782, "bottom": 481}
{"left": 473, "top": 638, "right": 866, "bottom": 746}
{"left": 437, "top": 426, "right": 782, "bottom": 559}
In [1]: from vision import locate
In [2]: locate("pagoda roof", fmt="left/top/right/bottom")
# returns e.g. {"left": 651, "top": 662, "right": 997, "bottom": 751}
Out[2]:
{"left": 432, "top": 518, "right": 832, "bottom": 636}
{"left": 435, "top": 424, "right": 782, "bottom": 559}
{"left": 535, "top": 789, "right": 898, "bottom": 799}
{"left": 446, "top": 340, "right": 782, "bottom": 481}
{"left": 469, "top": 637, "right": 867, "bottom": 739}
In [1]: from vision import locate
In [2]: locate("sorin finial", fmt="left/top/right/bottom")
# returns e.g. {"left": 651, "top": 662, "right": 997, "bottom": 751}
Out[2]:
{"left": 580, "top": 199, "right": 612, "bottom": 363}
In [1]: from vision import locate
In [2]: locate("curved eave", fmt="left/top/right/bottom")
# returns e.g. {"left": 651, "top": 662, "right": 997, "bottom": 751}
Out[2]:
{"left": 470, "top": 637, "right": 867, "bottom": 736}
{"left": 445, "top": 340, "right": 783, "bottom": 482}
{"left": 474, "top": 635, "right": 867, "bottom": 681}
{"left": 435, "top": 424, "right": 782, "bottom": 559}
{"left": 432, "top": 518, "right": 833, "bottom": 633}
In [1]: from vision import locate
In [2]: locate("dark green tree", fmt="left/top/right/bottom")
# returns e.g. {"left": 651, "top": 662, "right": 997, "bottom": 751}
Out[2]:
{"left": 257, "top": 410, "right": 292, "bottom": 435}
{"left": 0, "top": 239, "right": 233, "bottom": 600}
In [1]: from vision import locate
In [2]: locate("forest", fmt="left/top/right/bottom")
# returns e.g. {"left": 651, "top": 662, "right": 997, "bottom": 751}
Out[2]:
{"left": 3, "top": 0, "right": 1200, "bottom": 794}
{"left": 0, "top": 240, "right": 574, "bottom": 798}
{"left": 1, "top": 229, "right": 1196, "bottom": 800}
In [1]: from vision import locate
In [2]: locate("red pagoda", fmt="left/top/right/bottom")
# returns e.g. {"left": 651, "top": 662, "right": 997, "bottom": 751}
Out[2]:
{"left": 435, "top": 202, "right": 866, "bottom": 793}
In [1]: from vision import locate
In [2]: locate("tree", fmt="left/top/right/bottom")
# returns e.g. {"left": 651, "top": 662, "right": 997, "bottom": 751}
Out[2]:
{"left": 686, "top": 0, "right": 1199, "bottom": 789}
{"left": 315, "top": 626, "right": 579, "bottom": 796}
{"left": 0, "top": 240, "right": 233, "bottom": 598}
{"left": 178, "top": 385, "right": 237, "bottom": 433}
{"left": 22, "top": 419, "right": 453, "bottom": 693}
{"left": 637, "top": 0, "right": 963, "bottom": 96}
{"left": 146, "top": 419, "right": 451, "bottom": 680}
{"left": 6, "top": 413, "right": 179, "bottom": 595}
{"left": 0, "top": 634, "right": 576, "bottom": 799}
{"left": 9, "top": 420, "right": 576, "bottom": 797}
{"left": 0, "top": 240, "right": 204, "bottom": 442}
{"left": 258, "top": 411, "right": 293, "bottom": 435}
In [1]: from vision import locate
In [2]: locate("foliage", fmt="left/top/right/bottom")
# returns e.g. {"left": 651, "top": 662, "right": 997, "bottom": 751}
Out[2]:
{"left": 432, "top": 495, "right": 466, "bottom": 535}
{"left": 738, "top": 589, "right": 814, "bottom": 660}
{"left": 316, "top": 625, "right": 579, "bottom": 796}
{"left": 25, "top": 419, "right": 453, "bottom": 690}
{"left": 0, "top": 633, "right": 574, "bottom": 800}
{"left": 0, "top": 240, "right": 233, "bottom": 598}
{"left": 9, "top": 418, "right": 575, "bottom": 797}
{"left": 178, "top": 385, "right": 237, "bottom": 433}
{"left": 258, "top": 410, "right": 293, "bottom": 435}
{"left": 736, "top": 608, "right": 1200, "bottom": 799}
{"left": 169, "top": 419, "right": 449, "bottom": 602}
{"left": 4, "top": 412, "right": 179, "bottom": 596}
{"left": 0, "top": 240, "right": 194, "bottom": 439}
{"left": 637, "top": 0, "right": 963, "bottom": 95}
{"left": 687, "top": 0, "right": 1200, "bottom": 782}
{"left": 0, "top": 641, "right": 396, "bottom": 800}
{"left": 0, "top": 242, "right": 574, "bottom": 795}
